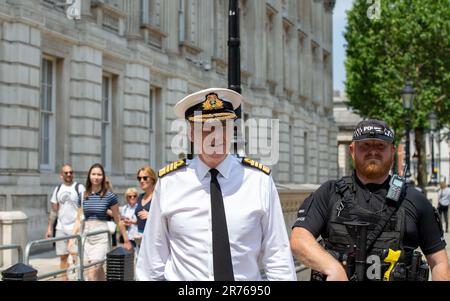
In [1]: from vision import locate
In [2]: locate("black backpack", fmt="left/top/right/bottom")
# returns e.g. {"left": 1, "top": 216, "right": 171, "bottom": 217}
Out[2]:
{"left": 55, "top": 182, "right": 81, "bottom": 199}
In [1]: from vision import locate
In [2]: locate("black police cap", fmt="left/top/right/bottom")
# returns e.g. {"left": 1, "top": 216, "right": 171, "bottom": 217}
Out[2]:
{"left": 352, "top": 119, "right": 395, "bottom": 144}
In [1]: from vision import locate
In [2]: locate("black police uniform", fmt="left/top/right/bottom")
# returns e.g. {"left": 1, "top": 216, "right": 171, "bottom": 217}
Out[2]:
{"left": 293, "top": 173, "right": 446, "bottom": 281}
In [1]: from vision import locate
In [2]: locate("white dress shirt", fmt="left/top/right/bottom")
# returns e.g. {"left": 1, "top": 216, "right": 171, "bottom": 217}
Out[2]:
{"left": 136, "top": 155, "right": 296, "bottom": 281}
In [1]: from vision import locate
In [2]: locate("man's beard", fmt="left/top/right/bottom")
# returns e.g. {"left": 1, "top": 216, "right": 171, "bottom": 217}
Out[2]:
{"left": 354, "top": 156, "right": 392, "bottom": 180}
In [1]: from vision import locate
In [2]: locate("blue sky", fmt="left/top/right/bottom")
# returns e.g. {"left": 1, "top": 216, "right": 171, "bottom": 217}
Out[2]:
{"left": 333, "top": 0, "right": 355, "bottom": 93}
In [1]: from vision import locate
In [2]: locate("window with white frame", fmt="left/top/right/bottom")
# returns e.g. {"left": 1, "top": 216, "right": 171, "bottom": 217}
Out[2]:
{"left": 101, "top": 75, "right": 112, "bottom": 170}
{"left": 149, "top": 88, "right": 156, "bottom": 168}
{"left": 40, "top": 57, "right": 56, "bottom": 170}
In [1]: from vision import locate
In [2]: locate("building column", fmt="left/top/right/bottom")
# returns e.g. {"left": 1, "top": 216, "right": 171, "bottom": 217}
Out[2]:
{"left": 165, "top": 78, "right": 188, "bottom": 163}
{"left": 293, "top": 112, "right": 307, "bottom": 183}
{"left": 124, "top": 0, "right": 141, "bottom": 39}
{"left": 165, "top": 0, "right": 180, "bottom": 56}
{"left": 123, "top": 63, "right": 151, "bottom": 175}
{"left": 302, "top": 37, "right": 312, "bottom": 103}
{"left": 69, "top": 45, "right": 103, "bottom": 173}
{"left": 80, "top": 0, "right": 93, "bottom": 19}
{"left": 277, "top": 106, "right": 290, "bottom": 183}
{"left": 272, "top": 0, "right": 284, "bottom": 97}
{"left": 287, "top": 27, "right": 298, "bottom": 97}
{"left": 0, "top": 22, "right": 45, "bottom": 242}
{"left": 328, "top": 123, "right": 339, "bottom": 179}
{"left": 0, "top": 22, "right": 41, "bottom": 172}
{"left": 307, "top": 113, "right": 320, "bottom": 184}
{"left": 249, "top": 98, "right": 276, "bottom": 175}
{"left": 246, "top": 0, "right": 266, "bottom": 89}
{"left": 197, "top": 0, "right": 213, "bottom": 65}
{"left": 318, "top": 123, "right": 329, "bottom": 183}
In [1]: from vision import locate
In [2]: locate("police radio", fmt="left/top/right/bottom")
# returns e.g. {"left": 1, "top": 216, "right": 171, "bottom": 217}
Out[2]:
{"left": 386, "top": 165, "right": 408, "bottom": 203}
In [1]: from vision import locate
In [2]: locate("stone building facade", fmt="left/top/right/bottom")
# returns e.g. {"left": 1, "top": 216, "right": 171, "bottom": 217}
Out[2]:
{"left": 0, "top": 0, "right": 337, "bottom": 242}
{"left": 333, "top": 91, "right": 361, "bottom": 178}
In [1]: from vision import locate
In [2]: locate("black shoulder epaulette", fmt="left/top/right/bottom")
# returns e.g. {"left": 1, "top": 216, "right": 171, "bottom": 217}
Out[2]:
{"left": 241, "top": 157, "right": 271, "bottom": 175}
{"left": 158, "top": 159, "right": 188, "bottom": 178}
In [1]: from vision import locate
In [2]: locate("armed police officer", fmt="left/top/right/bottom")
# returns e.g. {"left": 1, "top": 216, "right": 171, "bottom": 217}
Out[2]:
{"left": 290, "top": 119, "right": 450, "bottom": 281}
{"left": 136, "top": 88, "right": 296, "bottom": 281}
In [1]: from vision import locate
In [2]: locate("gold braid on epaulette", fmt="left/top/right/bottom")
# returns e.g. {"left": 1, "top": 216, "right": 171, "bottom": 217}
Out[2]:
{"left": 158, "top": 159, "right": 188, "bottom": 178}
{"left": 241, "top": 158, "right": 271, "bottom": 175}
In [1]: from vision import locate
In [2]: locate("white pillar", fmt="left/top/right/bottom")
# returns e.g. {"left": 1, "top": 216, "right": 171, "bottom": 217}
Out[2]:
{"left": 0, "top": 211, "right": 28, "bottom": 268}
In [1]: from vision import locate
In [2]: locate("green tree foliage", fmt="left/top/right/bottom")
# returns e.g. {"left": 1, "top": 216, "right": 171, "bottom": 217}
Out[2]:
{"left": 345, "top": 0, "right": 450, "bottom": 188}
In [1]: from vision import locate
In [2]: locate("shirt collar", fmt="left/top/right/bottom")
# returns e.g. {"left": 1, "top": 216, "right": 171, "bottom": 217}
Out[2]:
{"left": 194, "top": 155, "right": 233, "bottom": 180}
{"left": 354, "top": 173, "right": 391, "bottom": 202}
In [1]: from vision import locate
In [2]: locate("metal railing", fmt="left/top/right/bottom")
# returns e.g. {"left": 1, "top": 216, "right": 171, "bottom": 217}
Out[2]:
{"left": 24, "top": 234, "right": 84, "bottom": 281}
{"left": 0, "top": 244, "right": 23, "bottom": 268}
{"left": 23, "top": 229, "right": 111, "bottom": 281}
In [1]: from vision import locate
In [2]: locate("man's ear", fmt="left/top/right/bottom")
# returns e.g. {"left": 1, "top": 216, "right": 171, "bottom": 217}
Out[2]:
{"left": 348, "top": 142, "right": 355, "bottom": 161}
{"left": 349, "top": 142, "right": 355, "bottom": 156}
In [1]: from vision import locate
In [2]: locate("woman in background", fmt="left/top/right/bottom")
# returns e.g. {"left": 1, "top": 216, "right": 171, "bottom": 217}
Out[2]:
{"left": 135, "top": 167, "right": 157, "bottom": 241}
{"left": 120, "top": 188, "right": 139, "bottom": 249}
{"left": 71, "top": 163, "right": 131, "bottom": 281}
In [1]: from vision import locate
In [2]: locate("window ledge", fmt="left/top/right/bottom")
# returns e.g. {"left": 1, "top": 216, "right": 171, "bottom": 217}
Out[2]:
{"left": 140, "top": 23, "right": 168, "bottom": 38}
{"left": 211, "top": 56, "right": 227, "bottom": 67}
{"left": 179, "top": 41, "right": 203, "bottom": 55}
{"left": 91, "top": 1, "right": 127, "bottom": 18}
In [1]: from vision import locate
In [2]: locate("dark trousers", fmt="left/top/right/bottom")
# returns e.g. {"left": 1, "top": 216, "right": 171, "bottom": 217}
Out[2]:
{"left": 111, "top": 232, "right": 117, "bottom": 247}
{"left": 438, "top": 205, "right": 449, "bottom": 232}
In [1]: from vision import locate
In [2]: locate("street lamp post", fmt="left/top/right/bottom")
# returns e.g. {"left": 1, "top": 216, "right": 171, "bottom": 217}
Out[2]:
{"left": 228, "top": 0, "right": 242, "bottom": 156}
{"left": 401, "top": 82, "right": 415, "bottom": 179}
{"left": 428, "top": 112, "right": 438, "bottom": 185}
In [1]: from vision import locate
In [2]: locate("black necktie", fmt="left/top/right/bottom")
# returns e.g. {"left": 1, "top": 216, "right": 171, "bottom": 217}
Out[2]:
{"left": 209, "top": 168, "right": 234, "bottom": 281}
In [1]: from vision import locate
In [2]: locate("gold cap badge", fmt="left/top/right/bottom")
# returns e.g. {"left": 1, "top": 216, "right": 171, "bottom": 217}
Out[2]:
{"left": 202, "top": 93, "right": 224, "bottom": 111}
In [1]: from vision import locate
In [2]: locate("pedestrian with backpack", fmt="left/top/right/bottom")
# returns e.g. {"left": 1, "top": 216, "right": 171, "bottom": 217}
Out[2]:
{"left": 45, "top": 164, "right": 85, "bottom": 281}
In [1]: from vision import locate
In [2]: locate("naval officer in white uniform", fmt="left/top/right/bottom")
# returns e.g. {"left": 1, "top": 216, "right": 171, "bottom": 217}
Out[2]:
{"left": 136, "top": 88, "right": 296, "bottom": 281}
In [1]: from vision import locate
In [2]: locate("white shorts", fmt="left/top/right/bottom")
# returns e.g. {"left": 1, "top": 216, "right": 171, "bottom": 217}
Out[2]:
{"left": 83, "top": 221, "right": 110, "bottom": 263}
{"left": 55, "top": 229, "right": 78, "bottom": 256}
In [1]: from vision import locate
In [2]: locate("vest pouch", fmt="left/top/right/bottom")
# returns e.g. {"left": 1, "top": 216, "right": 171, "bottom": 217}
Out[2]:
{"left": 371, "top": 231, "right": 401, "bottom": 253}
{"left": 408, "top": 252, "right": 430, "bottom": 281}
{"left": 390, "top": 263, "right": 407, "bottom": 281}
{"left": 327, "top": 221, "right": 353, "bottom": 247}
{"left": 416, "top": 262, "right": 430, "bottom": 281}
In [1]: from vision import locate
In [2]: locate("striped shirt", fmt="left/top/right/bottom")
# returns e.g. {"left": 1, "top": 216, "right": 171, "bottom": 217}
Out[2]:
{"left": 82, "top": 191, "right": 118, "bottom": 221}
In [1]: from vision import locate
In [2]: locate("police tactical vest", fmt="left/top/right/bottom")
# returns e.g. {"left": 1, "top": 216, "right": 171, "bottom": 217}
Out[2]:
{"left": 324, "top": 176, "right": 406, "bottom": 258}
